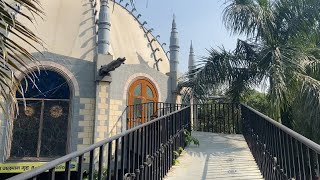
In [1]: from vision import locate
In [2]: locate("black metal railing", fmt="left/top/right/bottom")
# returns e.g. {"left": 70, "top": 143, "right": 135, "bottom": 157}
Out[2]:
{"left": 8, "top": 102, "right": 320, "bottom": 180}
{"left": 192, "top": 103, "right": 241, "bottom": 134}
{"left": 106, "top": 102, "right": 184, "bottom": 134}
{"left": 8, "top": 106, "right": 191, "bottom": 180}
{"left": 127, "top": 102, "right": 185, "bottom": 129}
{"left": 242, "top": 104, "right": 320, "bottom": 180}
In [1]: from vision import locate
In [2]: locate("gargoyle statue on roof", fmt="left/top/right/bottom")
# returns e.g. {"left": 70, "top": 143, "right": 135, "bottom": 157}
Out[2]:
{"left": 99, "top": 57, "right": 126, "bottom": 76}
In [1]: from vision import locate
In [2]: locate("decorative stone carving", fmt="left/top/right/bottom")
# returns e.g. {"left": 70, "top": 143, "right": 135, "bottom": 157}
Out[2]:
{"left": 50, "top": 105, "right": 63, "bottom": 118}
{"left": 99, "top": 57, "right": 126, "bottom": 76}
{"left": 24, "top": 106, "right": 34, "bottom": 117}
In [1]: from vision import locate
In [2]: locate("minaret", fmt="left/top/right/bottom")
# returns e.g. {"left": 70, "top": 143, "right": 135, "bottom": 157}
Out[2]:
{"left": 188, "top": 41, "right": 196, "bottom": 129}
{"left": 94, "top": 0, "right": 113, "bottom": 145}
{"left": 169, "top": 14, "right": 179, "bottom": 103}
{"left": 98, "top": 0, "right": 111, "bottom": 54}
{"left": 188, "top": 41, "right": 195, "bottom": 72}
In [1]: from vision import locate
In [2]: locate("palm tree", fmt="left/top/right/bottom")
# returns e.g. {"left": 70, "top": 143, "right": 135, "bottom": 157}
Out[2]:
{"left": 0, "top": 0, "right": 43, "bottom": 113}
{"left": 182, "top": 0, "right": 320, "bottom": 127}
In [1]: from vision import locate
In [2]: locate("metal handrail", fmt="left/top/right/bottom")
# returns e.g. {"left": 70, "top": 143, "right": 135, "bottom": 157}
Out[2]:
{"left": 8, "top": 106, "right": 191, "bottom": 180}
{"left": 242, "top": 103, "right": 320, "bottom": 153}
{"left": 191, "top": 103, "right": 320, "bottom": 179}
{"left": 192, "top": 103, "right": 241, "bottom": 134}
{"left": 126, "top": 102, "right": 186, "bottom": 129}
{"left": 241, "top": 104, "right": 320, "bottom": 179}
{"left": 9, "top": 102, "right": 320, "bottom": 180}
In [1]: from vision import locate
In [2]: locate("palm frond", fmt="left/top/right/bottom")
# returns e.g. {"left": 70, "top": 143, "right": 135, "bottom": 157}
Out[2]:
{"left": 223, "top": 0, "right": 276, "bottom": 41}
{"left": 0, "top": 0, "right": 43, "bottom": 114}
{"left": 294, "top": 73, "right": 320, "bottom": 127}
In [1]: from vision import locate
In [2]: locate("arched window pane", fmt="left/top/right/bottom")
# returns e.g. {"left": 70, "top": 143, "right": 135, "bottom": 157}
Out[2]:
{"left": 11, "top": 70, "right": 70, "bottom": 159}
{"left": 11, "top": 101, "right": 41, "bottom": 158}
{"left": 146, "top": 86, "right": 153, "bottom": 98}
{"left": 133, "top": 98, "right": 142, "bottom": 118}
{"left": 40, "top": 100, "right": 69, "bottom": 157}
{"left": 16, "top": 70, "right": 70, "bottom": 99}
{"left": 134, "top": 84, "right": 142, "bottom": 96}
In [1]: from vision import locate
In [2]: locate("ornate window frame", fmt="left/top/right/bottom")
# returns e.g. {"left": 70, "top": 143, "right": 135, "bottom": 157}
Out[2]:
{"left": 2, "top": 61, "right": 79, "bottom": 161}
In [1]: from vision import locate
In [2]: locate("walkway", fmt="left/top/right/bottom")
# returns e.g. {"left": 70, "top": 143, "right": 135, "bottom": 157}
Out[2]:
{"left": 165, "top": 132, "right": 264, "bottom": 180}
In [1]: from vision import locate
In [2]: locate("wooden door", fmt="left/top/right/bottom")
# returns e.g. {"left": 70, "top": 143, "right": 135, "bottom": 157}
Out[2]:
{"left": 128, "top": 78, "right": 158, "bottom": 128}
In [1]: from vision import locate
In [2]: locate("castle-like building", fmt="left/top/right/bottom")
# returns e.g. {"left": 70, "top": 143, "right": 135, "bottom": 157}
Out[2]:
{"left": 0, "top": 0, "right": 195, "bottom": 170}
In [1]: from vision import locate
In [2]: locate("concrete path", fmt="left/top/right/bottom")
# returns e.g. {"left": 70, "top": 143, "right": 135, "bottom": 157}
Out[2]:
{"left": 165, "top": 132, "right": 264, "bottom": 180}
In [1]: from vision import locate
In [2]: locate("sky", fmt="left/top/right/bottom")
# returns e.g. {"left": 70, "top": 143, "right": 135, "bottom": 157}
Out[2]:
{"left": 132, "top": 0, "right": 242, "bottom": 73}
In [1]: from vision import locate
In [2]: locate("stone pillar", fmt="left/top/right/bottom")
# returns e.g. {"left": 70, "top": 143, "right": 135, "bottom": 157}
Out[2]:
{"left": 93, "top": 54, "right": 113, "bottom": 143}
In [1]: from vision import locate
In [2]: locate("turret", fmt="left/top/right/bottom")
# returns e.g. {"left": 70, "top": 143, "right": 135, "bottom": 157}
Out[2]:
{"left": 98, "top": 0, "right": 111, "bottom": 54}
{"left": 169, "top": 15, "right": 179, "bottom": 103}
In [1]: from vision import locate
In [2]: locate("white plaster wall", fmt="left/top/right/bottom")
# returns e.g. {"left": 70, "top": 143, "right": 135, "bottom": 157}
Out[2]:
{"left": 109, "top": 4, "right": 170, "bottom": 74}
{"left": 11, "top": 0, "right": 97, "bottom": 61}
{"left": 11, "top": 1, "right": 170, "bottom": 73}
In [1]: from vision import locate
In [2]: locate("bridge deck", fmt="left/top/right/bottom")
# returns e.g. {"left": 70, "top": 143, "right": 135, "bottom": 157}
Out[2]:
{"left": 165, "top": 132, "right": 264, "bottom": 180}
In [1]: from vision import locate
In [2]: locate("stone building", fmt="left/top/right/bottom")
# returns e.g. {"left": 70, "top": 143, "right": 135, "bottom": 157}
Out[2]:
{"left": 0, "top": 0, "right": 196, "bottom": 170}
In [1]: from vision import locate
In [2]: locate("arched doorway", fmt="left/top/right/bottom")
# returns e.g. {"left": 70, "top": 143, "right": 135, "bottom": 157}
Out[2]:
{"left": 10, "top": 70, "right": 71, "bottom": 160}
{"left": 127, "top": 78, "right": 158, "bottom": 128}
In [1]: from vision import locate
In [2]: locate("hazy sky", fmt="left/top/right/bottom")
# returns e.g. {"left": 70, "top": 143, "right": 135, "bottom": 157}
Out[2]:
{"left": 132, "top": 0, "right": 242, "bottom": 73}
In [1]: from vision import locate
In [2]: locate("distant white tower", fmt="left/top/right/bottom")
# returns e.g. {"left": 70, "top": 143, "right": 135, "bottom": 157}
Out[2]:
{"left": 188, "top": 41, "right": 196, "bottom": 72}
{"left": 188, "top": 41, "right": 196, "bottom": 129}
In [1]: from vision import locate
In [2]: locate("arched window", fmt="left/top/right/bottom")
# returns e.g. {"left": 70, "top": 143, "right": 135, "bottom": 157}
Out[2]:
{"left": 11, "top": 70, "right": 71, "bottom": 159}
{"left": 127, "top": 78, "right": 158, "bottom": 128}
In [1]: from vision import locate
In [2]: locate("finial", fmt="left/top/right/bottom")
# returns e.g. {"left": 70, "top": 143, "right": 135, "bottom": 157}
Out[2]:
{"left": 172, "top": 14, "right": 176, "bottom": 28}
{"left": 190, "top": 40, "right": 194, "bottom": 52}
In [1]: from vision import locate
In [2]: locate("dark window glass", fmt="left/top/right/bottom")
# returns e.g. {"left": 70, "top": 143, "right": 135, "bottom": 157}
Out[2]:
{"left": 16, "top": 70, "right": 70, "bottom": 99}
{"left": 11, "top": 101, "right": 41, "bottom": 158}
{"left": 11, "top": 70, "right": 70, "bottom": 159}
{"left": 40, "top": 100, "right": 69, "bottom": 157}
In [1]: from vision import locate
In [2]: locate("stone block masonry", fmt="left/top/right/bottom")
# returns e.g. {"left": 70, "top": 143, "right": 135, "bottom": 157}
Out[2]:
{"left": 77, "top": 98, "right": 95, "bottom": 162}
{"left": 94, "top": 82, "right": 110, "bottom": 143}
{"left": 109, "top": 99, "right": 126, "bottom": 136}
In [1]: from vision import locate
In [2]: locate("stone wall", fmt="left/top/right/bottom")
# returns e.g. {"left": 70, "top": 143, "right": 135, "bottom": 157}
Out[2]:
{"left": 77, "top": 98, "right": 95, "bottom": 150}
{"left": 94, "top": 82, "right": 110, "bottom": 143}
{"left": 0, "top": 53, "right": 173, "bottom": 163}
{"left": 109, "top": 99, "right": 126, "bottom": 136}
{"left": 0, "top": 53, "right": 96, "bottom": 162}
{"left": 108, "top": 64, "right": 171, "bottom": 132}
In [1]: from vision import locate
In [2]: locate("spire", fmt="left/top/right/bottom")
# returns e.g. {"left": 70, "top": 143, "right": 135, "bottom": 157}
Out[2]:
{"left": 98, "top": 0, "right": 111, "bottom": 54}
{"left": 172, "top": 14, "right": 177, "bottom": 30}
{"left": 169, "top": 14, "right": 179, "bottom": 71}
{"left": 188, "top": 41, "right": 195, "bottom": 72}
